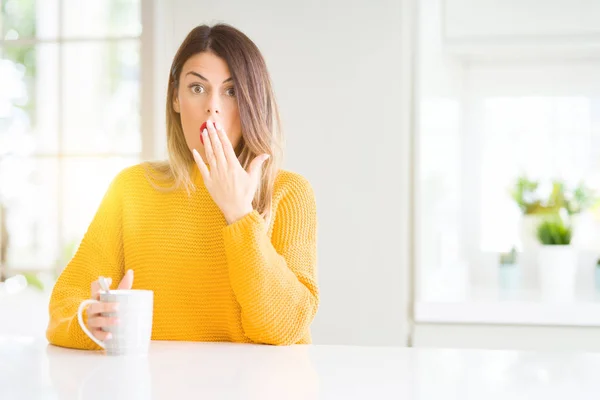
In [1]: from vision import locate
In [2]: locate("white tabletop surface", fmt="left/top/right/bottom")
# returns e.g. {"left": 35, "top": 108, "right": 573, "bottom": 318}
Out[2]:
{"left": 2, "top": 336, "right": 600, "bottom": 399}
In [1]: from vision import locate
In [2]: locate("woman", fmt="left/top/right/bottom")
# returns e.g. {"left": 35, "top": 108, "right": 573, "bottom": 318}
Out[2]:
{"left": 46, "top": 23, "right": 319, "bottom": 348}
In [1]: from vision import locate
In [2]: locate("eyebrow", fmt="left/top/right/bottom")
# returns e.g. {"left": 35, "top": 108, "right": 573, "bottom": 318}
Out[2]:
{"left": 185, "top": 71, "right": 233, "bottom": 84}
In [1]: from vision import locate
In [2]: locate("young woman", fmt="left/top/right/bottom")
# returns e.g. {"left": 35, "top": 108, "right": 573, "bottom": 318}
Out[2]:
{"left": 46, "top": 23, "right": 319, "bottom": 348}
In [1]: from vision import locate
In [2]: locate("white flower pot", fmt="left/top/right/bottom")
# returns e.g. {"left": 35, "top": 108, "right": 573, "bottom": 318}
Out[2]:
{"left": 537, "top": 245, "right": 577, "bottom": 302}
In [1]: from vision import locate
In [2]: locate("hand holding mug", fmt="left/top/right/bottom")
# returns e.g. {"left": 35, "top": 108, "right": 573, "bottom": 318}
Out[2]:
{"left": 84, "top": 269, "right": 134, "bottom": 342}
{"left": 76, "top": 269, "right": 154, "bottom": 356}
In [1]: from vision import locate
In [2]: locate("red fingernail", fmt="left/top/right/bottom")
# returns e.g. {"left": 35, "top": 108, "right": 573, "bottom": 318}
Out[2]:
{"left": 200, "top": 128, "right": 204, "bottom": 144}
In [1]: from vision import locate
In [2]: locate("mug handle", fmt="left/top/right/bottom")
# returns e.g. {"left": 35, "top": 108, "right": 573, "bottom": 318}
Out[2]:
{"left": 77, "top": 299, "right": 106, "bottom": 349}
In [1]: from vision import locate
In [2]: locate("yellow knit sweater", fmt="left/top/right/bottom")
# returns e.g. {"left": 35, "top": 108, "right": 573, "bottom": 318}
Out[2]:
{"left": 46, "top": 163, "right": 318, "bottom": 348}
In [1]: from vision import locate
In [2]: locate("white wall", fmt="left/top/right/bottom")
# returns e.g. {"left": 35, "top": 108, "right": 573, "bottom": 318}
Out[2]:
{"left": 152, "top": 0, "right": 415, "bottom": 346}
{"left": 443, "top": 0, "right": 600, "bottom": 39}
{"left": 441, "top": 0, "right": 600, "bottom": 58}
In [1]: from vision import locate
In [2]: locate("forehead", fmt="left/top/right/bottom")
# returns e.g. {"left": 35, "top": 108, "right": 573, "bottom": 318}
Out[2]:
{"left": 181, "top": 52, "right": 231, "bottom": 80}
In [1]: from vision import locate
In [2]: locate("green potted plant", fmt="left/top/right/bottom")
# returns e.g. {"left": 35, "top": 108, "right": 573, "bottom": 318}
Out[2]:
{"left": 536, "top": 217, "right": 577, "bottom": 301}
{"left": 510, "top": 176, "right": 541, "bottom": 215}
{"left": 499, "top": 247, "right": 518, "bottom": 266}
{"left": 564, "top": 182, "right": 596, "bottom": 249}
{"left": 510, "top": 176, "right": 560, "bottom": 252}
{"left": 498, "top": 247, "right": 520, "bottom": 292}
{"left": 565, "top": 182, "right": 596, "bottom": 216}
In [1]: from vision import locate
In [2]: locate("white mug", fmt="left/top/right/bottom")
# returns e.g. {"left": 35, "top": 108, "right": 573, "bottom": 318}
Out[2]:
{"left": 77, "top": 290, "right": 154, "bottom": 355}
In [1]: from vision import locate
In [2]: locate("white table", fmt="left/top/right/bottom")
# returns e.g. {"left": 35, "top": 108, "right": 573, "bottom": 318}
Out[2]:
{"left": 2, "top": 336, "right": 600, "bottom": 399}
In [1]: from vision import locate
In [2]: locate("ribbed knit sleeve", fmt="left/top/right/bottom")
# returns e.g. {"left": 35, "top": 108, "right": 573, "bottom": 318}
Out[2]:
{"left": 222, "top": 173, "right": 319, "bottom": 345}
{"left": 46, "top": 171, "right": 127, "bottom": 350}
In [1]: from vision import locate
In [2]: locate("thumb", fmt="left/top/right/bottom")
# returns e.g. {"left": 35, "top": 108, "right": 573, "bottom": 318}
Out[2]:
{"left": 247, "top": 154, "right": 270, "bottom": 181}
{"left": 117, "top": 269, "right": 134, "bottom": 290}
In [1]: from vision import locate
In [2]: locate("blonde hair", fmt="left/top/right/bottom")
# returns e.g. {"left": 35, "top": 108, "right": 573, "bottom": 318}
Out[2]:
{"left": 146, "top": 23, "right": 284, "bottom": 221}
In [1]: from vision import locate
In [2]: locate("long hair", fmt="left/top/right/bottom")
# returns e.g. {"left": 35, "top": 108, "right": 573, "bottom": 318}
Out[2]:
{"left": 147, "top": 23, "right": 284, "bottom": 221}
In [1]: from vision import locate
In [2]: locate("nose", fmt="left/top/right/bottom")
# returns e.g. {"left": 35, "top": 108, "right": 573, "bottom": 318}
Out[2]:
{"left": 206, "top": 92, "right": 221, "bottom": 115}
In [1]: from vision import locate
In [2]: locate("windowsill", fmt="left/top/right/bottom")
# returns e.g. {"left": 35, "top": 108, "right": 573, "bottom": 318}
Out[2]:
{"left": 415, "top": 263, "right": 600, "bottom": 327}
{"left": 415, "top": 291, "right": 600, "bottom": 327}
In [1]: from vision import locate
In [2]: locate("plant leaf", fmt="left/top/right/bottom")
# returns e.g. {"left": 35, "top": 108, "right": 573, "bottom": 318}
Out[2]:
{"left": 23, "top": 273, "right": 44, "bottom": 291}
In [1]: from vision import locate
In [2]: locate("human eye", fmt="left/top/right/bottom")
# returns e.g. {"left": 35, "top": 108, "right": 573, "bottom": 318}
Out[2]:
{"left": 189, "top": 84, "right": 205, "bottom": 94}
{"left": 224, "top": 87, "right": 236, "bottom": 97}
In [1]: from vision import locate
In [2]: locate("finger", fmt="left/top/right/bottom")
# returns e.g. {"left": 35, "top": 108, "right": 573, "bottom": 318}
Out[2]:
{"left": 93, "top": 329, "right": 113, "bottom": 341}
{"left": 88, "top": 316, "right": 120, "bottom": 329}
{"left": 247, "top": 154, "right": 271, "bottom": 181}
{"left": 91, "top": 277, "right": 112, "bottom": 299}
{"left": 192, "top": 149, "right": 210, "bottom": 181}
{"left": 117, "top": 269, "right": 134, "bottom": 290}
{"left": 88, "top": 302, "right": 119, "bottom": 316}
{"left": 202, "top": 128, "right": 217, "bottom": 169}
{"left": 214, "top": 122, "right": 237, "bottom": 166}
{"left": 91, "top": 281, "right": 100, "bottom": 299}
{"left": 206, "top": 120, "right": 226, "bottom": 170}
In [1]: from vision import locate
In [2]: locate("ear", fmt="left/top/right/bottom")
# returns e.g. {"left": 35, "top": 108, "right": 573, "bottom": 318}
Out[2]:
{"left": 172, "top": 88, "right": 181, "bottom": 114}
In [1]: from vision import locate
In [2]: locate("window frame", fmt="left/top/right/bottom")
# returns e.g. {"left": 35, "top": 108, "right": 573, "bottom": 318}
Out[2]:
{"left": 0, "top": 0, "right": 154, "bottom": 277}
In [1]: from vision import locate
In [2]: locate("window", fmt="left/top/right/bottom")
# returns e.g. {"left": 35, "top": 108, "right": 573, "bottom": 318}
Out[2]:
{"left": 0, "top": 0, "right": 142, "bottom": 272}
{"left": 417, "top": 60, "right": 600, "bottom": 298}
{"left": 479, "top": 96, "right": 600, "bottom": 252}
